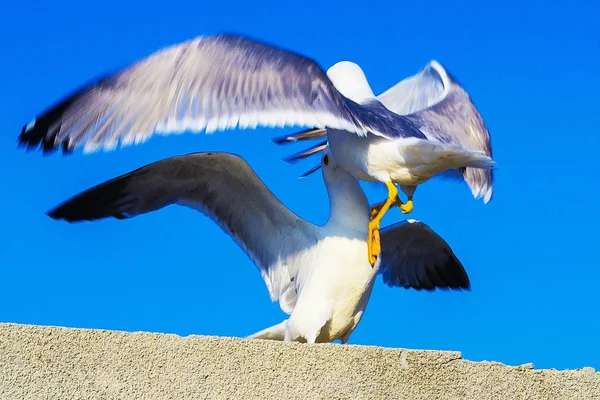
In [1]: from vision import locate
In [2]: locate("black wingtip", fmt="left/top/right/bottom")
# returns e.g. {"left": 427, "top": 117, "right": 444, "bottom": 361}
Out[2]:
{"left": 443, "top": 249, "right": 471, "bottom": 291}
{"left": 46, "top": 170, "right": 136, "bottom": 223}
{"left": 46, "top": 207, "right": 62, "bottom": 221}
{"left": 17, "top": 73, "right": 114, "bottom": 155}
{"left": 380, "top": 220, "right": 472, "bottom": 291}
{"left": 410, "top": 220, "right": 471, "bottom": 291}
{"left": 46, "top": 202, "right": 87, "bottom": 223}
{"left": 18, "top": 101, "right": 75, "bottom": 155}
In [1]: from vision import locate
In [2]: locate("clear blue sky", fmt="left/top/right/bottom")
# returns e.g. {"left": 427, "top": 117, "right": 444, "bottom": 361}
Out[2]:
{"left": 1, "top": 0, "right": 599, "bottom": 371}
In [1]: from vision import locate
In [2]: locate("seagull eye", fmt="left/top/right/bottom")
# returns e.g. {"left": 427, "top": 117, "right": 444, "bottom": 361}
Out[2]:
{"left": 323, "top": 155, "right": 329, "bottom": 165}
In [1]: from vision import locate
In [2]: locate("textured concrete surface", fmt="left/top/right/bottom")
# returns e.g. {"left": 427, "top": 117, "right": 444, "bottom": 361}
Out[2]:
{"left": 0, "top": 323, "right": 598, "bottom": 399}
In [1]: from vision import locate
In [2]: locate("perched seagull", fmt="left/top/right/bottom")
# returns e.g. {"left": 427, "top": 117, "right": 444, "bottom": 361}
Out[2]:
{"left": 18, "top": 33, "right": 494, "bottom": 265}
{"left": 47, "top": 150, "right": 470, "bottom": 344}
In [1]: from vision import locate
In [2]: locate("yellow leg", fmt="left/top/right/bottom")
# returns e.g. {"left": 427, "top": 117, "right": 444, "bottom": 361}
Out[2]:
{"left": 367, "top": 225, "right": 381, "bottom": 267}
{"left": 370, "top": 201, "right": 386, "bottom": 219}
{"left": 368, "top": 182, "right": 401, "bottom": 266}
{"left": 370, "top": 196, "right": 414, "bottom": 218}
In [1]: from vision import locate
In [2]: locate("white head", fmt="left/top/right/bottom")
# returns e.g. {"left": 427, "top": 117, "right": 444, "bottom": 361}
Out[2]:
{"left": 320, "top": 146, "right": 346, "bottom": 182}
{"left": 326, "top": 61, "right": 376, "bottom": 104}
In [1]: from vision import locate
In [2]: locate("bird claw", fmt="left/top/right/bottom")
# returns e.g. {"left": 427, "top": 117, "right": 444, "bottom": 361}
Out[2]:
{"left": 399, "top": 199, "right": 414, "bottom": 214}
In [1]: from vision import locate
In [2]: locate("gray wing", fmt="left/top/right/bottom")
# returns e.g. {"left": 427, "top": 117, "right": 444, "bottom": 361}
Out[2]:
{"left": 376, "top": 60, "right": 447, "bottom": 116}
{"left": 19, "top": 34, "right": 367, "bottom": 154}
{"left": 379, "top": 220, "right": 470, "bottom": 291}
{"left": 272, "top": 59, "right": 474, "bottom": 148}
{"left": 47, "top": 152, "right": 318, "bottom": 313}
{"left": 380, "top": 61, "right": 494, "bottom": 203}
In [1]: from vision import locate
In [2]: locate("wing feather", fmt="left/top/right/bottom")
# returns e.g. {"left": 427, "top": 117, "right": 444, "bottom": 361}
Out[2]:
{"left": 381, "top": 61, "right": 494, "bottom": 202}
{"left": 19, "top": 35, "right": 363, "bottom": 154}
{"left": 47, "top": 151, "right": 317, "bottom": 312}
{"left": 379, "top": 220, "right": 470, "bottom": 291}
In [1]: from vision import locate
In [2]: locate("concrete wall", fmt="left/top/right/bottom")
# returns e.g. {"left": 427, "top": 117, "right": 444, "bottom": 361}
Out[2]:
{"left": 0, "top": 323, "right": 598, "bottom": 399}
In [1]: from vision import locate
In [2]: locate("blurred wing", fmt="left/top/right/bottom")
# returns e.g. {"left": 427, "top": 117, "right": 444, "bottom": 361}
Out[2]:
{"left": 272, "top": 128, "right": 327, "bottom": 145}
{"left": 383, "top": 61, "right": 494, "bottom": 203}
{"left": 19, "top": 34, "right": 366, "bottom": 154}
{"left": 47, "top": 152, "right": 318, "bottom": 313}
{"left": 271, "top": 61, "right": 450, "bottom": 148}
{"left": 379, "top": 220, "right": 470, "bottom": 291}
{"left": 376, "top": 60, "right": 447, "bottom": 115}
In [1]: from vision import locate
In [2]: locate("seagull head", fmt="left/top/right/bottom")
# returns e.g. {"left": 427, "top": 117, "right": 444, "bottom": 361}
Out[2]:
{"left": 320, "top": 146, "right": 352, "bottom": 183}
{"left": 298, "top": 144, "right": 337, "bottom": 179}
{"left": 321, "top": 146, "right": 334, "bottom": 168}
{"left": 326, "top": 61, "right": 376, "bottom": 104}
{"left": 302, "top": 146, "right": 354, "bottom": 185}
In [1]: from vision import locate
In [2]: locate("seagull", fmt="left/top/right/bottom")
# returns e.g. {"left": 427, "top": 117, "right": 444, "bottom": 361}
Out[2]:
{"left": 18, "top": 33, "right": 494, "bottom": 265}
{"left": 274, "top": 59, "right": 494, "bottom": 200}
{"left": 47, "top": 149, "right": 470, "bottom": 344}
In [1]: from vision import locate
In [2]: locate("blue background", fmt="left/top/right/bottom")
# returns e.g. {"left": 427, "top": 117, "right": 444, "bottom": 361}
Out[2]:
{"left": 1, "top": 0, "right": 599, "bottom": 370}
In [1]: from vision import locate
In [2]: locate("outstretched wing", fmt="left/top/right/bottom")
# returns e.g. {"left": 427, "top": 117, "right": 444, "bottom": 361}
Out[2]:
{"left": 47, "top": 152, "right": 318, "bottom": 313}
{"left": 18, "top": 34, "right": 363, "bottom": 154}
{"left": 379, "top": 220, "right": 470, "bottom": 291}
{"left": 381, "top": 61, "right": 494, "bottom": 203}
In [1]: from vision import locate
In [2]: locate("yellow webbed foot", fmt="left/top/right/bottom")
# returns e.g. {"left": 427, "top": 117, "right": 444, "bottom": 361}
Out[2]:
{"left": 399, "top": 199, "right": 414, "bottom": 214}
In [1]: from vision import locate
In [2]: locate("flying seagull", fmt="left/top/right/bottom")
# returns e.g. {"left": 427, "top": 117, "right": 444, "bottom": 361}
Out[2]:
{"left": 47, "top": 150, "right": 470, "bottom": 344}
{"left": 274, "top": 60, "right": 494, "bottom": 197}
{"left": 18, "top": 33, "right": 494, "bottom": 265}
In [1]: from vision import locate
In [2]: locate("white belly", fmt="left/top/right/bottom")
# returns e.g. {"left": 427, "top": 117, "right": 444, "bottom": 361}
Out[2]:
{"left": 287, "top": 235, "right": 379, "bottom": 343}
{"left": 328, "top": 128, "right": 472, "bottom": 186}
{"left": 328, "top": 129, "right": 428, "bottom": 185}
{"left": 366, "top": 137, "right": 434, "bottom": 185}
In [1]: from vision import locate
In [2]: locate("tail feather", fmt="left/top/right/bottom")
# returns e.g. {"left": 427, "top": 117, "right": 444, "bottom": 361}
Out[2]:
{"left": 246, "top": 320, "right": 288, "bottom": 341}
{"left": 401, "top": 139, "right": 495, "bottom": 204}
{"left": 464, "top": 167, "right": 494, "bottom": 203}
{"left": 454, "top": 149, "right": 494, "bottom": 203}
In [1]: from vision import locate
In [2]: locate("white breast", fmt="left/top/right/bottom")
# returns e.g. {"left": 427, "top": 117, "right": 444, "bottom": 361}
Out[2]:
{"left": 287, "top": 234, "right": 379, "bottom": 343}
